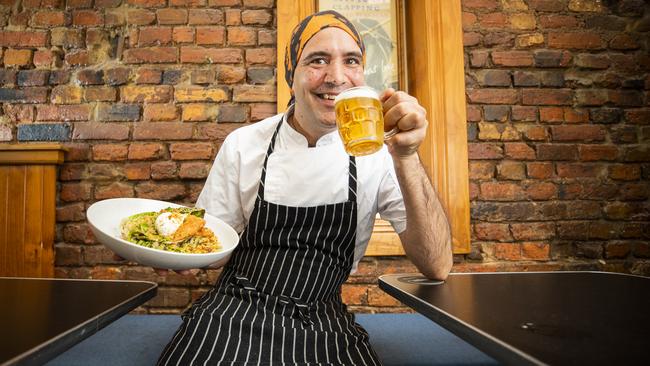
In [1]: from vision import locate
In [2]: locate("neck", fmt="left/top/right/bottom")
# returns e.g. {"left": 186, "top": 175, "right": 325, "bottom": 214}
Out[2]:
{"left": 288, "top": 110, "right": 330, "bottom": 147}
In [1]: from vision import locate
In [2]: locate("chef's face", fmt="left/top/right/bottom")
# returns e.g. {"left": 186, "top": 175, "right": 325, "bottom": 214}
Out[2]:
{"left": 292, "top": 27, "right": 365, "bottom": 131}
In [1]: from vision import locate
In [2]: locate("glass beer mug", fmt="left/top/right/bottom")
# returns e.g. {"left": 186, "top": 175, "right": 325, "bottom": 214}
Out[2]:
{"left": 334, "top": 86, "right": 397, "bottom": 156}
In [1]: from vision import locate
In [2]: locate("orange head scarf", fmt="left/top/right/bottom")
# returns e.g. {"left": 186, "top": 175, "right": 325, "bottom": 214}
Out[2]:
{"left": 284, "top": 10, "right": 365, "bottom": 102}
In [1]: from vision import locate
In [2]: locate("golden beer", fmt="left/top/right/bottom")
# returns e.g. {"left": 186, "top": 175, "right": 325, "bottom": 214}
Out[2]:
{"left": 334, "top": 87, "right": 387, "bottom": 156}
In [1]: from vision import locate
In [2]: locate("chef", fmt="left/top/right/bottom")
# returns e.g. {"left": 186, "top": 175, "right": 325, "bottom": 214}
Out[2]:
{"left": 157, "top": 10, "right": 452, "bottom": 365}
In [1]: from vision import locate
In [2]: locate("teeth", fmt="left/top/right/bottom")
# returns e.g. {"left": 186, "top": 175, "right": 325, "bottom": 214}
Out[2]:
{"left": 321, "top": 94, "right": 336, "bottom": 100}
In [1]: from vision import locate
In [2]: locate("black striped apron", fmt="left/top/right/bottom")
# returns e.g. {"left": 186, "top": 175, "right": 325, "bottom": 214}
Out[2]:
{"left": 157, "top": 120, "right": 381, "bottom": 365}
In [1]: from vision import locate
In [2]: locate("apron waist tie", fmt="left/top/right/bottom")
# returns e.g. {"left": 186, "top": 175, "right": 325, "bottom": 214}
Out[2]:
{"left": 232, "top": 274, "right": 315, "bottom": 327}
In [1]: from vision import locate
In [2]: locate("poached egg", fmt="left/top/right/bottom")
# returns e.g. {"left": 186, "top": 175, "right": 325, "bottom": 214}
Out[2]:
{"left": 155, "top": 212, "right": 187, "bottom": 238}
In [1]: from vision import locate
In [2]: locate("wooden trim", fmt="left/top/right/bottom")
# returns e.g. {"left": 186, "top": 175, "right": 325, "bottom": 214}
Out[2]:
{"left": 405, "top": 0, "right": 471, "bottom": 253}
{"left": 0, "top": 143, "right": 68, "bottom": 165}
{"left": 276, "top": 0, "right": 471, "bottom": 254}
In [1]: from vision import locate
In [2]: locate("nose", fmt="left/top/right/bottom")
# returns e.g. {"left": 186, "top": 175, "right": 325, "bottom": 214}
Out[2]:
{"left": 323, "top": 61, "right": 347, "bottom": 87}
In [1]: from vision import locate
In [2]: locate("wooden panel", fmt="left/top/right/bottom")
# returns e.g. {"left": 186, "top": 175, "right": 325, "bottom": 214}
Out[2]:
{"left": 276, "top": 0, "right": 471, "bottom": 255}
{"left": 405, "top": 0, "right": 470, "bottom": 253}
{"left": 0, "top": 144, "right": 65, "bottom": 277}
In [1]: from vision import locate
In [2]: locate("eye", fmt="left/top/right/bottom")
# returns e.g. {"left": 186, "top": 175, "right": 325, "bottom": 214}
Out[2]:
{"left": 309, "top": 57, "right": 328, "bottom": 65}
{"left": 345, "top": 57, "right": 362, "bottom": 65}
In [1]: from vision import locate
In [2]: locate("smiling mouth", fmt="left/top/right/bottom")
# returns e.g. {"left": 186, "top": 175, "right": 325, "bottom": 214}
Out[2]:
{"left": 315, "top": 93, "right": 338, "bottom": 101}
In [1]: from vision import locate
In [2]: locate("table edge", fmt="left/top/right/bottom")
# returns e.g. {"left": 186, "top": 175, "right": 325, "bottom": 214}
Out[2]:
{"left": 1, "top": 280, "right": 158, "bottom": 366}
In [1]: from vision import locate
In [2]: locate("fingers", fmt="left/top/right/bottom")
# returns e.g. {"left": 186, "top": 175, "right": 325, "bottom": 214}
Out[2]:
{"left": 113, "top": 254, "right": 126, "bottom": 262}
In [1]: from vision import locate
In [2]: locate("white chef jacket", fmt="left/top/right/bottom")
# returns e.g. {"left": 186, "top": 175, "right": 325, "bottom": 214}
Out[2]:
{"left": 196, "top": 107, "right": 407, "bottom": 271}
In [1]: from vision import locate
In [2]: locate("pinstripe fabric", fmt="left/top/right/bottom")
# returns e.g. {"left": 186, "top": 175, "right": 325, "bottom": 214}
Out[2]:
{"left": 158, "top": 120, "right": 381, "bottom": 365}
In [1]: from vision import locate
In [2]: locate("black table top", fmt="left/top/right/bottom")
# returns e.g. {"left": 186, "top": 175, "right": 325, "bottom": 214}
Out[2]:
{"left": 0, "top": 277, "right": 157, "bottom": 366}
{"left": 379, "top": 271, "right": 650, "bottom": 366}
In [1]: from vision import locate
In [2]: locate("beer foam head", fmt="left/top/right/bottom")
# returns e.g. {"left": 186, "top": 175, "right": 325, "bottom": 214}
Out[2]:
{"left": 334, "top": 86, "right": 379, "bottom": 104}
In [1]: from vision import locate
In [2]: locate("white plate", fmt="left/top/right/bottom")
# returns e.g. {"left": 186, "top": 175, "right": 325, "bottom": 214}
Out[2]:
{"left": 87, "top": 198, "right": 239, "bottom": 270}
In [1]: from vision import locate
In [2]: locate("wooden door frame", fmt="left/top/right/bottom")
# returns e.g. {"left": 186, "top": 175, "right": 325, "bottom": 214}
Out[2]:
{"left": 276, "top": 0, "right": 471, "bottom": 254}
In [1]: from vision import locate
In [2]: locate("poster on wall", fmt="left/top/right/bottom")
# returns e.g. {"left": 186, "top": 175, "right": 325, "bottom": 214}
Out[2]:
{"left": 318, "top": 0, "right": 402, "bottom": 92}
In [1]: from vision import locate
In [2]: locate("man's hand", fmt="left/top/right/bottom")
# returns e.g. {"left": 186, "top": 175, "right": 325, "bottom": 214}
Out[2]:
{"left": 380, "top": 88, "right": 428, "bottom": 158}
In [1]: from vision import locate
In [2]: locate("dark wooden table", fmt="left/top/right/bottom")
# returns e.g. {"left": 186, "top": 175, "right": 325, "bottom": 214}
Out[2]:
{"left": 0, "top": 277, "right": 157, "bottom": 366}
{"left": 379, "top": 271, "right": 650, "bottom": 366}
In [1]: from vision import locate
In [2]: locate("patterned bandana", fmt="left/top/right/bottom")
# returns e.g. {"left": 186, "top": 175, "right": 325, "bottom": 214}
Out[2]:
{"left": 284, "top": 10, "right": 365, "bottom": 94}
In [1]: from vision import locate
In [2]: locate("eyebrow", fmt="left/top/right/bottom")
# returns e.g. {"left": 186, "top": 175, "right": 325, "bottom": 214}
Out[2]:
{"left": 301, "top": 50, "right": 363, "bottom": 61}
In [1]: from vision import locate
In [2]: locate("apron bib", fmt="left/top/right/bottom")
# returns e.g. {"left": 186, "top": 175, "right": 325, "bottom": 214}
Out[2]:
{"left": 157, "top": 120, "right": 381, "bottom": 365}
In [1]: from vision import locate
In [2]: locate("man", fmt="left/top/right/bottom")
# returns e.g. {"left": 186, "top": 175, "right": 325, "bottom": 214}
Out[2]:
{"left": 157, "top": 10, "right": 452, "bottom": 365}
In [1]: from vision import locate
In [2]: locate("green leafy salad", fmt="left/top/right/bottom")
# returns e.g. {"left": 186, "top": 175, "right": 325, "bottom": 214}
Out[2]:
{"left": 120, "top": 207, "right": 221, "bottom": 254}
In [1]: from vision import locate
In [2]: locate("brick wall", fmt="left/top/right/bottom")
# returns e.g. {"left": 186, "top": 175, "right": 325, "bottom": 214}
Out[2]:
{"left": 0, "top": 0, "right": 648, "bottom": 314}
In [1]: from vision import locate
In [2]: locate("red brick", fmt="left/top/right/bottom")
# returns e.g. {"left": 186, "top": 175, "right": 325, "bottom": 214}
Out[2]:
{"left": 31, "top": 11, "right": 66, "bottom": 27}
{"left": 469, "top": 51, "right": 489, "bottom": 68}
{"left": 121, "top": 85, "right": 173, "bottom": 103}
{"left": 125, "top": 163, "right": 151, "bottom": 180}
{"left": 368, "top": 286, "right": 403, "bottom": 307}
{"left": 522, "top": 89, "right": 573, "bottom": 105}
{"left": 480, "top": 182, "right": 526, "bottom": 201}
{"left": 468, "top": 143, "right": 503, "bottom": 159}
{"left": 0, "top": 31, "right": 48, "bottom": 47}
{"left": 564, "top": 108, "right": 589, "bottom": 123}
{"left": 169, "top": 142, "right": 213, "bottom": 160}
{"left": 179, "top": 162, "right": 210, "bottom": 179}
{"left": 492, "top": 51, "right": 534, "bottom": 67}
{"left": 133, "top": 123, "right": 193, "bottom": 140}
{"left": 170, "top": 0, "right": 207, "bottom": 5}
{"left": 478, "top": 12, "right": 507, "bottom": 28}
{"left": 608, "top": 90, "right": 644, "bottom": 107}
{"left": 493, "top": 243, "right": 522, "bottom": 260}
{"left": 526, "top": 162, "right": 553, "bottom": 179}
{"left": 65, "top": 0, "right": 92, "bottom": 6}
{"left": 525, "top": 182, "right": 557, "bottom": 200}
{"left": 138, "top": 27, "right": 173, "bottom": 46}
{"left": 610, "top": 34, "right": 639, "bottom": 50}
{"left": 548, "top": 32, "right": 604, "bottom": 50}
{"left": 467, "top": 89, "right": 518, "bottom": 104}
{"left": 72, "top": 123, "right": 130, "bottom": 140}
{"left": 123, "top": 47, "right": 178, "bottom": 64}
{"left": 539, "top": 107, "right": 563, "bottom": 123}
{"left": 557, "top": 163, "right": 605, "bottom": 178}
{"left": 180, "top": 47, "right": 243, "bottom": 64}
{"left": 497, "top": 161, "right": 525, "bottom": 180}
{"left": 233, "top": 85, "right": 275, "bottom": 102}
{"left": 63, "top": 223, "right": 95, "bottom": 244}
{"left": 56, "top": 202, "right": 86, "bottom": 222}
{"left": 33, "top": 50, "right": 60, "bottom": 68}
{"left": 59, "top": 163, "right": 86, "bottom": 181}
{"left": 242, "top": 0, "right": 273, "bottom": 7}
{"left": 4, "top": 49, "right": 32, "bottom": 67}
{"left": 51, "top": 86, "right": 83, "bottom": 104}
{"left": 341, "top": 284, "right": 367, "bottom": 305}
{"left": 134, "top": 68, "right": 162, "bottom": 84}
{"left": 475, "top": 223, "right": 511, "bottom": 241}
{"left": 157, "top": 8, "right": 188, "bottom": 25}
{"left": 95, "top": 182, "right": 135, "bottom": 200}
{"left": 72, "top": 10, "right": 104, "bottom": 26}
{"left": 182, "top": 104, "right": 218, "bottom": 122}
{"left": 609, "top": 165, "right": 641, "bottom": 181}
{"left": 135, "top": 182, "right": 186, "bottom": 201}
{"left": 64, "top": 50, "right": 90, "bottom": 66}
{"left": 551, "top": 125, "right": 605, "bottom": 142}
{"left": 217, "top": 65, "right": 246, "bottom": 84}
{"left": 93, "top": 144, "right": 128, "bottom": 161}
{"left": 522, "top": 243, "right": 550, "bottom": 260}
{"left": 60, "top": 182, "right": 92, "bottom": 202}
{"left": 128, "top": 143, "right": 164, "bottom": 160}
{"left": 128, "top": 9, "right": 156, "bottom": 25}
{"left": 189, "top": 9, "right": 223, "bottom": 25}
{"left": 3, "top": 105, "right": 33, "bottom": 122}
{"left": 170, "top": 28, "right": 192, "bottom": 44}
{"left": 574, "top": 54, "right": 610, "bottom": 69}
{"left": 225, "top": 8, "right": 241, "bottom": 25}
{"left": 126, "top": 0, "right": 166, "bottom": 6}
{"left": 227, "top": 27, "right": 256, "bottom": 46}
{"left": 144, "top": 104, "right": 179, "bottom": 121}
{"left": 196, "top": 26, "right": 225, "bottom": 45}
{"left": 536, "top": 144, "right": 578, "bottom": 160}
{"left": 245, "top": 48, "right": 275, "bottom": 65}
{"left": 578, "top": 145, "right": 618, "bottom": 161}
{"left": 511, "top": 106, "right": 536, "bottom": 121}
{"left": 250, "top": 103, "right": 276, "bottom": 121}
{"left": 84, "top": 86, "right": 117, "bottom": 102}
{"left": 241, "top": 9, "right": 272, "bottom": 25}
{"left": 463, "top": 0, "right": 498, "bottom": 10}
{"left": 36, "top": 105, "right": 91, "bottom": 121}
{"left": 150, "top": 161, "right": 178, "bottom": 179}
{"left": 469, "top": 161, "right": 495, "bottom": 179}
{"left": 175, "top": 87, "right": 228, "bottom": 102}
